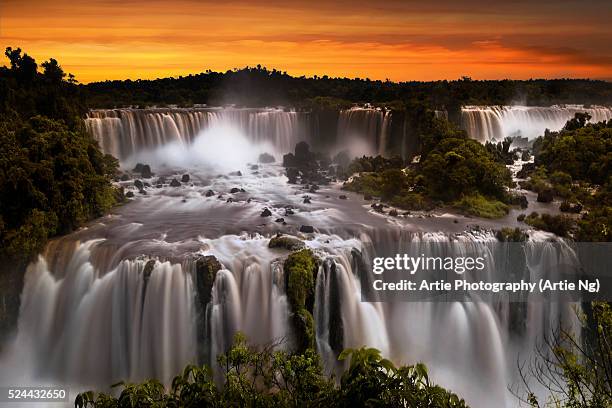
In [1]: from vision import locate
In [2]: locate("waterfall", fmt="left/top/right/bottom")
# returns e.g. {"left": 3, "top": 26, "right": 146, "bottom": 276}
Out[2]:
{"left": 0, "top": 228, "right": 584, "bottom": 407}
{"left": 461, "top": 105, "right": 612, "bottom": 142}
{"left": 337, "top": 107, "right": 391, "bottom": 156}
{"left": 85, "top": 108, "right": 307, "bottom": 160}
{"left": 2, "top": 241, "right": 196, "bottom": 387}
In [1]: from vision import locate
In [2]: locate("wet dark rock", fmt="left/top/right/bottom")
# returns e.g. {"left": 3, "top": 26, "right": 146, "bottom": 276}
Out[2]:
{"left": 195, "top": 255, "right": 222, "bottom": 307}
{"left": 141, "top": 165, "right": 152, "bottom": 178}
{"left": 261, "top": 208, "right": 272, "bottom": 217}
{"left": 132, "top": 163, "right": 146, "bottom": 173}
{"left": 326, "top": 260, "right": 344, "bottom": 355}
{"left": 303, "top": 197, "right": 311, "bottom": 204}
{"left": 537, "top": 188, "right": 554, "bottom": 203}
{"left": 285, "top": 208, "right": 295, "bottom": 216}
{"left": 371, "top": 203, "right": 384, "bottom": 213}
{"left": 226, "top": 198, "right": 233, "bottom": 203}
{"left": 120, "top": 173, "right": 130, "bottom": 181}
{"left": 134, "top": 179, "right": 144, "bottom": 189}
{"left": 143, "top": 260, "right": 156, "bottom": 281}
{"left": 139, "top": 189, "right": 147, "bottom": 195}
{"left": 268, "top": 234, "right": 304, "bottom": 250}
{"left": 229, "top": 171, "right": 242, "bottom": 176}
{"left": 181, "top": 174, "right": 190, "bottom": 183}
{"left": 125, "top": 191, "right": 134, "bottom": 198}
{"left": 230, "top": 187, "right": 241, "bottom": 193}
{"left": 299, "top": 225, "right": 314, "bottom": 233}
{"left": 286, "top": 167, "right": 299, "bottom": 184}
{"left": 389, "top": 209, "right": 398, "bottom": 216}
{"left": 182, "top": 199, "right": 187, "bottom": 203}
{"left": 560, "top": 201, "right": 582, "bottom": 213}
{"left": 521, "top": 150, "right": 531, "bottom": 161}
{"left": 156, "top": 184, "right": 162, "bottom": 188}
{"left": 144, "top": 182, "right": 151, "bottom": 188}
{"left": 275, "top": 218, "right": 285, "bottom": 223}
{"left": 517, "top": 162, "right": 536, "bottom": 179}
{"left": 250, "top": 164, "right": 259, "bottom": 171}
{"left": 510, "top": 194, "right": 528, "bottom": 209}
{"left": 205, "top": 189, "right": 215, "bottom": 197}
{"left": 339, "top": 195, "right": 347, "bottom": 200}
{"left": 170, "top": 178, "right": 181, "bottom": 187}
{"left": 258, "top": 153, "right": 275, "bottom": 163}
{"left": 156, "top": 176, "right": 166, "bottom": 185}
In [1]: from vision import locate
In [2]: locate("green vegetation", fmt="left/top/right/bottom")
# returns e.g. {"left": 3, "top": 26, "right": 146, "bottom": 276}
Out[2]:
{"left": 343, "top": 116, "right": 513, "bottom": 218}
{"left": 268, "top": 235, "right": 305, "bottom": 251}
{"left": 0, "top": 47, "right": 121, "bottom": 265}
{"left": 76, "top": 333, "right": 468, "bottom": 408}
{"left": 524, "top": 212, "right": 574, "bottom": 237}
{"left": 519, "top": 113, "right": 611, "bottom": 240}
{"left": 495, "top": 227, "right": 528, "bottom": 242}
{"left": 81, "top": 65, "right": 612, "bottom": 108}
{"left": 284, "top": 249, "right": 318, "bottom": 352}
{"left": 453, "top": 194, "right": 509, "bottom": 219}
{"left": 0, "top": 48, "right": 122, "bottom": 340}
{"left": 516, "top": 302, "right": 612, "bottom": 408}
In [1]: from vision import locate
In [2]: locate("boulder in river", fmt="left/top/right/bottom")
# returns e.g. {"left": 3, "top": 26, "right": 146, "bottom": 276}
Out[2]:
{"left": 268, "top": 234, "right": 305, "bottom": 250}
{"left": 537, "top": 189, "right": 554, "bottom": 203}
{"left": 141, "top": 165, "right": 152, "bottom": 178}
{"left": 195, "top": 255, "right": 222, "bottom": 307}
{"left": 181, "top": 174, "right": 190, "bottom": 183}
{"left": 205, "top": 189, "right": 215, "bottom": 197}
{"left": 170, "top": 178, "right": 181, "bottom": 187}
{"left": 258, "top": 153, "right": 275, "bottom": 163}
{"left": 134, "top": 179, "right": 144, "bottom": 190}
{"left": 261, "top": 208, "right": 272, "bottom": 217}
{"left": 299, "top": 225, "right": 314, "bottom": 233}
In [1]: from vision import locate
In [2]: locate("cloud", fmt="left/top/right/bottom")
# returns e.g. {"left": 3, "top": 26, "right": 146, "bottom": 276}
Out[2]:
{"left": 2, "top": 0, "right": 610, "bottom": 81}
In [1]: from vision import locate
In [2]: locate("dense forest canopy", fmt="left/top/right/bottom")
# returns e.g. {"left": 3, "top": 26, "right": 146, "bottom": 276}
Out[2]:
{"left": 0, "top": 47, "right": 120, "bottom": 265}
{"left": 82, "top": 66, "right": 612, "bottom": 109}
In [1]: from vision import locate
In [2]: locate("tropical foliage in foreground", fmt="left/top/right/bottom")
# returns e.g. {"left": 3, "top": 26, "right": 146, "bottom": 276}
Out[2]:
{"left": 516, "top": 302, "right": 612, "bottom": 408}
{"left": 76, "top": 333, "right": 467, "bottom": 408}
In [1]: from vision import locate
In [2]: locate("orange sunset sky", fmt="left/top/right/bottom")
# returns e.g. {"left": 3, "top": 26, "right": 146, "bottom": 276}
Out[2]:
{"left": 1, "top": 0, "right": 611, "bottom": 83}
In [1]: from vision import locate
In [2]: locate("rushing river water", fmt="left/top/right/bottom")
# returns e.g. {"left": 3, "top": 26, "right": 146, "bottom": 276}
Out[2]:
{"left": 0, "top": 107, "right": 591, "bottom": 407}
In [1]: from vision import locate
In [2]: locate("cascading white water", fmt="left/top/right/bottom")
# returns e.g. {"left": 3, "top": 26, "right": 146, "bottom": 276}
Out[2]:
{"left": 1, "top": 226, "right": 582, "bottom": 407}
{"left": 461, "top": 105, "right": 612, "bottom": 142}
{"left": 1, "top": 241, "right": 196, "bottom": 388}
{"left": 1, "top": 112, "right": 591, "bottom": 407}
{"left": 337, "top": 107, "right": 391, "bottom": 156}
{"left": 85, "top": 108, "right": 307, "bottom": 160}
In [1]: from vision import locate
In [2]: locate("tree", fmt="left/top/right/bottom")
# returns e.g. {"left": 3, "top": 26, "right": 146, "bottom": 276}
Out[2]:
{"left": 41, "top": 58, "right": 65, "bottom": 82}
{"left": 515, "top": 302, "right": 612, "bottom": 407}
